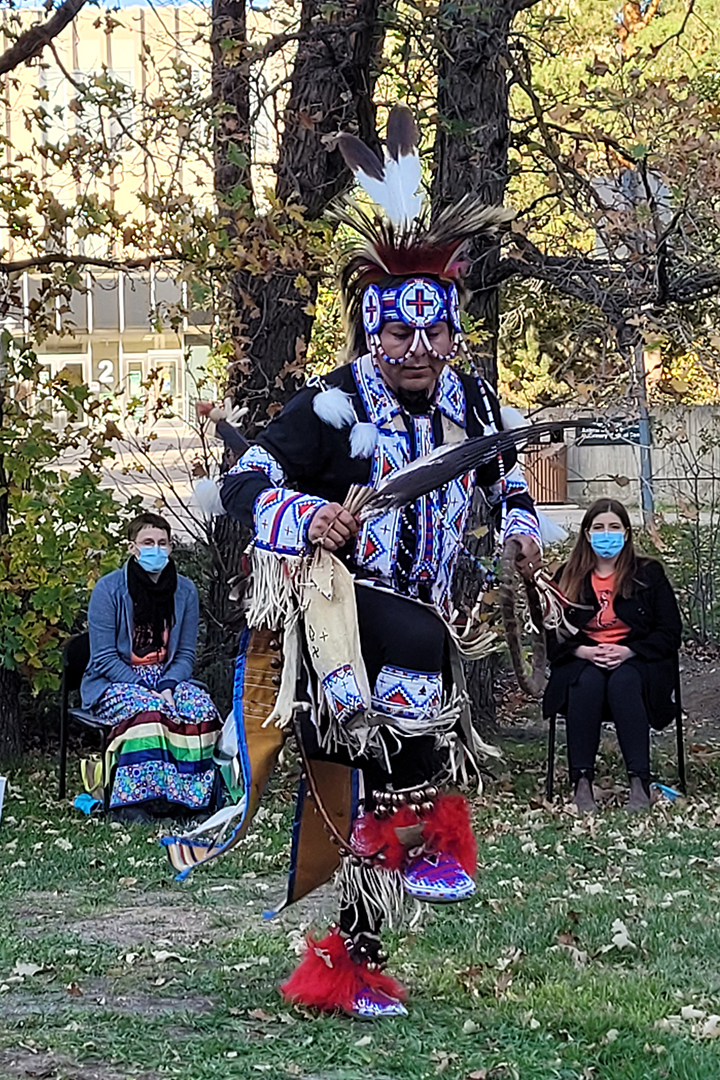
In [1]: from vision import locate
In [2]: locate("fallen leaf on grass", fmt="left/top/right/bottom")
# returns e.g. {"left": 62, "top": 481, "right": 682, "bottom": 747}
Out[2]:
{"left": 248, "top": 1008, "right": 276, "bottom": 1022}
{"left": 599, "top": 918, "right": 636, "bottom": 952}
{"left": 66, "top": 982, "right": 82, "bottom": 996}
{"left": 354, "top": 1035, "right": 372, "bottom": 1047}
{"left": 495, "top": 969, "right": 512, "bottom": 997}
{"left": 702, "top": 1016, "right": 720, "bottom": 1038}
{"left": 549, "top": 942, "right": 588, "bottom": 967}
{"left": 151, "top": 950, "right": 187, "bottom": 964}
{"left": 12, "top": 961, "right": 47, "bottom": 979}
{"left": 467, "top": 1072, "right": 487, "bottom": 1079}
{"left": 463, "top": 1019, "right": 479, "bottom": 1034}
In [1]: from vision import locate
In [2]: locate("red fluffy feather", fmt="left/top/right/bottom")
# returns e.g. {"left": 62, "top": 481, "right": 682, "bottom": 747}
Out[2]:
{"left": 281, "top": 929, "right": 406, "bottom": 1013}
{"left": 422, "top": 794, "right": 477, "bottom": 875}
{"left": 352, "top": 806, "right": 418, "bottom": 871}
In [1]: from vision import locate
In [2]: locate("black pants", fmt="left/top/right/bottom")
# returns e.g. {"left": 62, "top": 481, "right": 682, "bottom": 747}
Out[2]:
{"left": 566, "top": 661, "right": 650, "bottom": 782}
{"left": 339, "top": 586, "right": 446, "bottom": 940}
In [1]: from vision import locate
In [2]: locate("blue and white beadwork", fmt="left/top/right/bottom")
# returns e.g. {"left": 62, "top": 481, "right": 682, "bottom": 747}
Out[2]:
{"left": 322, "top": 664, "right": 369, "bottom": 725}
{"left": 372, "top": 664, "right": 442, "bottom": 722}
{"left": 402, "top": 852, "right": 476, "bottom": 903}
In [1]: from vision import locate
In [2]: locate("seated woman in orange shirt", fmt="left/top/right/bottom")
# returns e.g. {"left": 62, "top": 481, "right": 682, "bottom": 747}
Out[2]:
{"left": 544, "top": 498, "right": 681, "bottom": 812}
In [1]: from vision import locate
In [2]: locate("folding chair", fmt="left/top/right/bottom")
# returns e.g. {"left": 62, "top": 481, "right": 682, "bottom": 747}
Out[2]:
{"left": 545, "top": 655, "right": 687, "bottom": 801}
{"left": 58, "top": 632, "right": 114, "bottom": 806}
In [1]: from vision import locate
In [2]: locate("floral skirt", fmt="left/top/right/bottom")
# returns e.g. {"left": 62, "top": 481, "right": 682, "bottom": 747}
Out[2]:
{"left": 96, "top": 665, "right": 222, "bottom": 811}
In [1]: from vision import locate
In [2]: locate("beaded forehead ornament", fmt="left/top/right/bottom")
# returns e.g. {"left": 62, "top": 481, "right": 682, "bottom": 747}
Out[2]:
{"left": 361, "top": 278, "right": 462, "bottom": 365}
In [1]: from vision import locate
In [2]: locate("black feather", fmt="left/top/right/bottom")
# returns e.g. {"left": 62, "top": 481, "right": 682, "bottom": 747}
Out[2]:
{"left": 362, "top": 421, "right": 597, "bottom": 515}
{"left": 386, "top": 105, "right": 419, "bottom": 161}
{"left": 336, "top": 134, "right": 385, "bottom": 181}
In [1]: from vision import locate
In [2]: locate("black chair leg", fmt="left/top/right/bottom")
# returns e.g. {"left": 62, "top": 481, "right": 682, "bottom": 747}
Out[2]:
{"left": 546, "top": 714, "right": 556, "bottom": 802}
{"left": 101, "top": 733, "right": 110, "bottom": 814}
{"left": 676, "top": 711, "right": 686, "bottom": 794}
{"left": 674, "top": 663, "right": 686, "bottom": 795}
{"left": 59, "top": 676, "right": 69, "bottom": 801}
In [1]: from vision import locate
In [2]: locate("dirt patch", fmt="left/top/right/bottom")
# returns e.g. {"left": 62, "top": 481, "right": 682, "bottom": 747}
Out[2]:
{"left": 678, "top": 645, "right": 720, "bottom": 739}
{"left": 13, "top": 892, "right": 240, "bottom": 948}
{"left": 0, "top": 1048, "right": 160, "bottom": 1080}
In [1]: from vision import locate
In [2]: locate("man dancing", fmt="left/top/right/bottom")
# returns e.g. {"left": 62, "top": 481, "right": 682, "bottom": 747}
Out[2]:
{"left": 167, "top": 107, "right": 542, "bottom": 1018}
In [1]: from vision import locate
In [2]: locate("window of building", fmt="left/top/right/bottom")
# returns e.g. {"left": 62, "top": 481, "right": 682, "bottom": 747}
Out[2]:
{"left": 92, "top": 275, "right": 120, "bottom": 331}
{"left": 123, "top": 273, "right": 152, "bottom": 331}
{"left": 39, "top": 68, "right": 68, "bottom": 145}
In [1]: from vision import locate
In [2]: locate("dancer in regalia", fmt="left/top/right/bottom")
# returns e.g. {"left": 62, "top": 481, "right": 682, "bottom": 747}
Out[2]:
{"left": 165, "top": 106, "right": 545, "bottom": 1018}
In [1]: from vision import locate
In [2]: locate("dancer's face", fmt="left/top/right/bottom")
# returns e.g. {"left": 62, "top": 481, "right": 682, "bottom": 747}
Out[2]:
{"left": 375, "top": 321, "right": 451, "bottom": 394}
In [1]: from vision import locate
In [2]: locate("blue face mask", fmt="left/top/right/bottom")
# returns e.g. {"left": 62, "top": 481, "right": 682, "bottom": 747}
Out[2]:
{"left": 137, "top": 546, "right": 170, "bottom": 573}
{"left": 589, "top": 531, "right": 626, "bottom": 559}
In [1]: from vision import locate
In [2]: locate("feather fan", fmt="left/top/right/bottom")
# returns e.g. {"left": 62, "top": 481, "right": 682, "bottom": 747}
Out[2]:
{"left": 360, "top": 421, "right": 596, "bottom": 517}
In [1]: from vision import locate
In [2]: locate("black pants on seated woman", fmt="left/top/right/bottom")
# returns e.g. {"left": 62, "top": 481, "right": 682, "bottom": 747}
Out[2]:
{"left": 543, "top": 498, "right": 681, "bottom": 812}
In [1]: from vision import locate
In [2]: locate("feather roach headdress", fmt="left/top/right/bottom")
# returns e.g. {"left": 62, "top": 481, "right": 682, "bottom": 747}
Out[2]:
{"left": 332, "top": 105, "right": 515, "bottom": 361}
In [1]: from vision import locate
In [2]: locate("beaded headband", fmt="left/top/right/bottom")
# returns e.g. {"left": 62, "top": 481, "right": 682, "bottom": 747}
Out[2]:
{"left": 362, "top": 278, "right": 463, "bottom": 365}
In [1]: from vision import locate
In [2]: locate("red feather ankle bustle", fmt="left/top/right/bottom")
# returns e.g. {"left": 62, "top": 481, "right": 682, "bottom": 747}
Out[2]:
{"left": 280, "top": 929, "right": 406, "bottom": 1013}
{"left": 422, "top": 794, "right": 477, "bottom": 875}
{"left": 351, "top": 794, "right": 476, "bottom": 875}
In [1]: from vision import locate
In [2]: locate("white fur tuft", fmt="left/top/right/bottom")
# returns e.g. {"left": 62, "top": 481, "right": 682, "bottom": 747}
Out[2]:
{"left": 349, "top": 422, "right": 378, "bottom": 460}
{"left": 312, "top": 387, "right": 357, "bottom": 429}
{"left": 193, "top": 478, "right": 226, "bottom": 517}
{"left": 500, "top": 405, "right": 530, "bottom": 430}
{"left": 537, "top": 511, "right": 568, "bottom": 546}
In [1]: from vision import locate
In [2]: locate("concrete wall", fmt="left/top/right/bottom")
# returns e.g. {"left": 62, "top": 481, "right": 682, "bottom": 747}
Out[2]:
{"left": 553, "top": 406, "right": 720, "bottom": 509}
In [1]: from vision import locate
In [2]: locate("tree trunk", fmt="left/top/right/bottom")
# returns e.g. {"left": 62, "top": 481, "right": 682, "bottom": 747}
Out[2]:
{"left": 201, "top": 513, "right": 249, "bottom": 718}
{"left": 432, "top": 0, "right": 519, "bottom": 728}
{"left": 432, "top": 0, "right": 516, "bottom": 383}
{"left": 212, "top": 0, "right": 252, "bottom": 214}
{"left": 219, "top": 0, "right": 384, "bottom": 431}
{"left": 275, "top": 0, "right": 383, "bottom": 217}
{"left": 0, "top": 667, "right": 23, "bottom": 764}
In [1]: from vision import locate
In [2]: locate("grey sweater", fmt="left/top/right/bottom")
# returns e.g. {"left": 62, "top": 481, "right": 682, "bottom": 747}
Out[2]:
{"left": 81, "top": 562, "right": 200, "bottom": 709}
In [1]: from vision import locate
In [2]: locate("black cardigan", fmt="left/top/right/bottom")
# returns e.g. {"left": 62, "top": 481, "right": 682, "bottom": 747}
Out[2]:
{"left": 543, "top": 558, "right": 682, "bottom": 729}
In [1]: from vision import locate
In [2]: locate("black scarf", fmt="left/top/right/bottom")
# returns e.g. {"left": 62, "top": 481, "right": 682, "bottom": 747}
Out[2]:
{"left": 126, "top": 557, "right": 178, "bottom": 655}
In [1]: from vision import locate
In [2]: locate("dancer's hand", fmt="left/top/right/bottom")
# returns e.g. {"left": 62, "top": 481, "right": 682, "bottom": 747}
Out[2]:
{"left": 308, "top": 502, "right": 359, "bottom": 551}
{"left": 509, "top": 535, "right": 542, "bottom": 579}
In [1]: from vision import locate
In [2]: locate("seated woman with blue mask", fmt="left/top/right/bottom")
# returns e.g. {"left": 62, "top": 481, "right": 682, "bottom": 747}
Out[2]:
{"left": 544, "top": 498, "right": 681, "bottom": 813}
{"left": 81, "top": 512, "right": 222, "bottom": 822}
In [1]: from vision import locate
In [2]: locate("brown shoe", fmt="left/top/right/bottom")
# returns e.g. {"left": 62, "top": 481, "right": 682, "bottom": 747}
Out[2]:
{"left": 573, "top": 776, "right": 596, "bottom": 813}
{"left": 627, "top": 776, "right": 651, "bottom": 812}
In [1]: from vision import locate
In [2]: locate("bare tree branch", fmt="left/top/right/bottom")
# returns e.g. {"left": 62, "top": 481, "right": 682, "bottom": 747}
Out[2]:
{"left": 0, "top": 252, "right": 184, "bottom": 274}
{"left": 0, "top": 0, "right": 88, "bottom": 77}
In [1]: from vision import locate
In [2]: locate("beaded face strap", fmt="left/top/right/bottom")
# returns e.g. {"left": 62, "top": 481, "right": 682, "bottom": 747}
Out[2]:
{"left": 362, "top": 277, "right": 464, "bottom": 365}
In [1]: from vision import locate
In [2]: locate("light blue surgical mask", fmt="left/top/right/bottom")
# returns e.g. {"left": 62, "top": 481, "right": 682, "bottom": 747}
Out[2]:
{"left": 137, "top": 546, "right": 170, "bottom": 573}
{"left": 589, "top": 531, "right": 626, "bottom": 559}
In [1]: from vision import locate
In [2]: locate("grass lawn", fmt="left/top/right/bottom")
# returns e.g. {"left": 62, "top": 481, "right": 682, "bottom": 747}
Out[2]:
{"left": 2, "top": 736, "right": 720, "bottom": 1080}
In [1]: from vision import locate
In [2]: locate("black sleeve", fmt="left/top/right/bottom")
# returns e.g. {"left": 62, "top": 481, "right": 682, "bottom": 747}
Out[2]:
{"left": 215, "top": 419, "right": 249, "bottom": 457}
{"left": 219, "top": 386, "right": 332, "bottom": 526}
{"left": 630, "top": 565, "right": 682, "bottom": 662}
{"left": 220, "top": 471, "right": 272, "bottom": 527}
